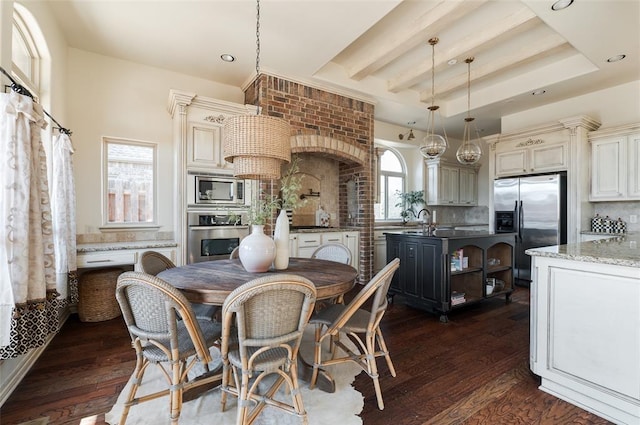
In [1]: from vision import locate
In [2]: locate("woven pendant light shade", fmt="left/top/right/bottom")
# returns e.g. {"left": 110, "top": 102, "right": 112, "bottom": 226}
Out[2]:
{"left": 223, "top": 114, "right": 291, "bottom": 180}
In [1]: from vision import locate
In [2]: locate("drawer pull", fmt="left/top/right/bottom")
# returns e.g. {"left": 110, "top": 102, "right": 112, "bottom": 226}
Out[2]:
{"left": 86, "top": 259, "right": 114, "bottom": 263}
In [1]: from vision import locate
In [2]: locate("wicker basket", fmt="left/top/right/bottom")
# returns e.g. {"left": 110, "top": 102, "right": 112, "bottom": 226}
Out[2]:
{"left": 78, "top": 268, "right": 123, "bottom": 322}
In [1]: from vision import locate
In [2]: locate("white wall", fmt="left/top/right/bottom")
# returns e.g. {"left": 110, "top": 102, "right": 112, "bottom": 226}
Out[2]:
{"left": 67, "top": 49, "right": 244, "bottom": 234}
{"left": 502, "top": 80, "right": 640, "bottom": 132}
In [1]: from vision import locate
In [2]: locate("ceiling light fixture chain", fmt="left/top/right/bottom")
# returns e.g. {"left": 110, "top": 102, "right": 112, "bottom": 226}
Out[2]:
{"left": 420, "top": 37, "right": 448, "bottom": 160}
{"left": 222, "top": 0, "right": 292, "bottom": 180}
{"left": 456, "top": 57, "right": 482, "bottom": 165}
{"left": 254, "top": 0, "right": 261, "bottom": 114}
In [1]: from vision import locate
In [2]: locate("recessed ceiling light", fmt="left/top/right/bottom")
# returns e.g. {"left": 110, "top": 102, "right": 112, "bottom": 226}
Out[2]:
{"left": 447, "top": 59, "right": 458, "bottom": 66}
{"left": 532, "top": 89, "right": 546, "bottom": 96}
{"left": 607, "top": 54, "right": 626, "bottom": 63}
{"left": 220, "top": 54, "right": 235, "bottom": 62}
{"left": 551, "top": 0, "right": 573, "bottom": 11}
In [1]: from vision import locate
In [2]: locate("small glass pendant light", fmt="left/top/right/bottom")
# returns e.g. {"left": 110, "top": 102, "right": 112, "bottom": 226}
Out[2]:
{"left": 420, "top": 37, "right": 448, "bottom": 160}
{"left": 456, "top": 57, "right": 482, "bottom": 165}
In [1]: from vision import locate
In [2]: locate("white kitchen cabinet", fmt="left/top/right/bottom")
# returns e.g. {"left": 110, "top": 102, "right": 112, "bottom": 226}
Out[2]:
{"left": 295, "top": 233, "right": 323, "bottom": 258}
{"left": 425, "top": 158, "right": 478, "bottom": 206}
{"left": 495, "top": 141, "right": 568, "bottom": 177}
{"left": 77, "top": 246, "right": 177, "bottom": 270}
{"left": 342, "top": 231, "right": 360, "bottom": 271}
{"left": 186, "top": 121, "right": 229, "bottom": 170}
{"left": 590, "top": 131, "right": 640, "bottom": 201}
{"left": 290, "top": 231, "right": 359, "bottom": 272}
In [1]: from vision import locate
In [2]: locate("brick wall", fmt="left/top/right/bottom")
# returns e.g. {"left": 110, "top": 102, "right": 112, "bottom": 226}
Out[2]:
{"left": 246, "top": 74, "right": 375, "bottom": 283}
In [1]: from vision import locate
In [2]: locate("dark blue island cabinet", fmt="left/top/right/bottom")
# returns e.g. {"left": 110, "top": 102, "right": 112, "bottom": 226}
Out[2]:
{"left": 385, "top": 230, "right": 516, "bottom": 322}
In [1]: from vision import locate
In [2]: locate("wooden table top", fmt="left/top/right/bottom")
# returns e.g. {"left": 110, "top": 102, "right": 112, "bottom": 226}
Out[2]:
{"left": 157, "top": 257, "right": 358, "bottom": 305}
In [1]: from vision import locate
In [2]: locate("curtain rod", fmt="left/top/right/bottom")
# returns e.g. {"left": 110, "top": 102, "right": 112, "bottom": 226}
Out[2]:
{"left": 0, "top": 65, "right": 72, "bottom": 135}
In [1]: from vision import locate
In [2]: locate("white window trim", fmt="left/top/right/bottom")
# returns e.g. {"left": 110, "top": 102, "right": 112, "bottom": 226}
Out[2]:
{"left": 377, "top": 147, "right": 407, "bottom": 222}
{"left": 100, "top": 136, "right": 159, "bottom": 231}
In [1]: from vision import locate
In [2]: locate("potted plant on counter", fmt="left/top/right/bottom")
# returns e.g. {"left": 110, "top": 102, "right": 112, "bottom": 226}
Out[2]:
{"left": 395, "top": 190, "right": 425, "bottom": 224}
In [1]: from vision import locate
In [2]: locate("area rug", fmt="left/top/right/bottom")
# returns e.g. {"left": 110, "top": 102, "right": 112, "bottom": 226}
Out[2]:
{"left": 105, "top": 328, "right": 364, "bottom": 424}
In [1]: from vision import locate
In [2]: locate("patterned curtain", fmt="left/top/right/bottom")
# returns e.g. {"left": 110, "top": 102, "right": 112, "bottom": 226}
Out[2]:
{"left": 51, "top": 132, "right": 77, "bottom": 299}
{"left": 0, "top": 91, "right": 63, "bottom": 359}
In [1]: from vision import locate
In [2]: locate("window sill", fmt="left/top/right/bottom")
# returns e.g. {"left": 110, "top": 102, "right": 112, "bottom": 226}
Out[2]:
{"left": 99, "top": 224, "right": 161, "bottom": 232}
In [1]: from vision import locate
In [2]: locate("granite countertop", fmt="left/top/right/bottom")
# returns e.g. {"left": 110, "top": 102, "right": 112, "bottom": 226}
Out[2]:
{"left": 77, "top": 240, "right": 178, "bottom": 253}
{"left": 384, "top": 229, "right": 514, "bottom": 240}
{"left": 580, "top": 231, "right": 627, "bottom": 236}
{"left": 526, "top": 234, "right": 639, "bottom": 267}
{"left": 289, "top": 227, "right": 357, "bottom": 233}
{"left": 375, "top": 222, "right": 488, "bottom": 231}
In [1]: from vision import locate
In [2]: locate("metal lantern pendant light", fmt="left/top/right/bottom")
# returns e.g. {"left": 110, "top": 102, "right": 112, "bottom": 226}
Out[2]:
{"left": 420, "top": 37, "right": 448, "bottom": 159}
{"left": 223, "top": 0, "right": 291, "bottom": 180}
{"left": 456, "top": 57, "right": 482, "bottom": 165}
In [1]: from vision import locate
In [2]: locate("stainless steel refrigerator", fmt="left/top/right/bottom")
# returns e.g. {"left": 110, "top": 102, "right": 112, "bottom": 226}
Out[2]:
{"left": 494, "top": 173, "right": 567, "bottom": 285}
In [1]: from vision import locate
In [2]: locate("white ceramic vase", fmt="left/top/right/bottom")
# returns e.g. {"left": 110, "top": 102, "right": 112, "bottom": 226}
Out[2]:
{"left": 239, "top": 225, "right": 276, "bottom": 273}
{"left": 273, "top": 209, "right": 290, "bottom": 270}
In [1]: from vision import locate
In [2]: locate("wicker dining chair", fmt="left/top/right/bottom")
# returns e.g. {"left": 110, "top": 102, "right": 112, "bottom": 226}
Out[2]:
{"left": 310, "top": 242, "right": 353, "bottom": 305}
{"left": 229, "top": 246, "right": 240, "bottom": 259}
{"left": 140, "top": 250, "right": 218, "bottom": 321}
{"left": 309, "top": 257, "right": 400, "bottom": 410}
{"left": 115, "top": 271, "right": 223, "bottom": 425}
{"left": 220, "top": 274, "right": 317, "bottom": 425}
{"left": 310, "top": 242, "right": 352, "bottom": 266}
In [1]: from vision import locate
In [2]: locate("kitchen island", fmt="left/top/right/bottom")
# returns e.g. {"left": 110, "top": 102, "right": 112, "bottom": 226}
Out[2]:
{"left": 527, "top": 235, "right": 640, "bottom": 425}
{"left": 385, "top": 230, "right": 516, "bottom": 322}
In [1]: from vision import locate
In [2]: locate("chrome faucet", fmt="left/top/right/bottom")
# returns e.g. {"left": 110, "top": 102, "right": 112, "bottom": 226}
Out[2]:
{"left": 417, "top": 208, "right": 436, "bottom": 234}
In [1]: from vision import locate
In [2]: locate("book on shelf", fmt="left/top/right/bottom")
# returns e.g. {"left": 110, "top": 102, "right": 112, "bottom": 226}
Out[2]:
{"left": 451, "top": 297, "right": 466, "bottom": 306}
{"left": 451, "top": 291, "right": 466, "bottom": 305}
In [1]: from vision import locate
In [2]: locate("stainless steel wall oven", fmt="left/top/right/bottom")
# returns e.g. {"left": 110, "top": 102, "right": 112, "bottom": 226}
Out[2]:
{"left": 187, "top": 211, "right": 249, "bottom": 263}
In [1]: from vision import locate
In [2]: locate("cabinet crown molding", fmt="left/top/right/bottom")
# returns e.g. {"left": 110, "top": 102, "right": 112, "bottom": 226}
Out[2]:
{"left": 424, "top": 157, "right": 480, "bottom": 170}
{"left": 588, "top": 122, "right": 640, "bottom": 142}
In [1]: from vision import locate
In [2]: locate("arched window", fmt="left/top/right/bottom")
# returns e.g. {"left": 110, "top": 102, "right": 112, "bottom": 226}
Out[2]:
{"left": 375, "top": 149, "right": 406, "bottom": 220}
{"left": 11, "top": 5, "right": 41, "bottom": 98}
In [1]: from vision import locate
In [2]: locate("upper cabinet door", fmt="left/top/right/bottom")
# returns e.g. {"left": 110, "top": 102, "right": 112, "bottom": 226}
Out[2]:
{"left": 495, "top": 142, "right": 567, "bottom": 177}
{"left": 530, "top": 142, "right": 568, "bottom": 174}
{"left": 627, "top": 133, "right": 640, "bottom": 199}
{"left": 187, "top": 122, "right": 229, "bottom": 170}
{"left": 425, "top": 158, "right": 478, "bottom": 206}
{"left": 590, "top": 136, "right": 626, "bottom": 201}
{"left": 495, "top": 149, "right": 527, "bottom": 177}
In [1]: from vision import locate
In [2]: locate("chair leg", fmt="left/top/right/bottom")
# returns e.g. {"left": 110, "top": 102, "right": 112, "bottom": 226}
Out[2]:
{"left": 366, "top": 332, "right": 385, "bottom": 410}
{"left": 376, "top": 327, "right": 396, "bottom": 377}
{"left": 170, "top": 359, "right": 183, "bottom": 424}
{"left": 120, "top": 350, "right": 147, "bottom": 424}
{"left": 236, "top": 369, "right": 251, "bottom": 425}
{"left": 288, "top": 361, "right": 308, "bottom": 424}
{"left": 309, "top": 325, "right": 323, "bottom": 389}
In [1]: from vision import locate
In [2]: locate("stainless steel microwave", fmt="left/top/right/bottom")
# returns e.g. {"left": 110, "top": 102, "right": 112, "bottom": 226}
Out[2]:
{"left": 188, "top": 173, "right": 249, "bottom": 206}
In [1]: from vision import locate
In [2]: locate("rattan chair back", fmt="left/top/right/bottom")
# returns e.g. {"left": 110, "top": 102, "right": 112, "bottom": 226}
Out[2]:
{"left": 140, "top": 250, "right": 175, "bottom": 276}
{"left": 311, "top": 242, "right": 352, "bottom": 265}
{"left": 220, "top": 274, "right": 317, "bottom": 425}
{"left": 115, "top": 272, "right": 222, "bottom": 424}
{"left": 140, "top": 250, "right": 218, "bottom": 321}
{"left": 309, "top": 257, "right": 400, "bottom": 410}
{"left": 229, "top": 246, "right": 240, "bottom": 259}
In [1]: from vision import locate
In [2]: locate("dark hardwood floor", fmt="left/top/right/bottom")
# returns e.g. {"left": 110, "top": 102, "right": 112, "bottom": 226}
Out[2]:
{"left": 1, "top": 286, "right": 610, "bottom": 425}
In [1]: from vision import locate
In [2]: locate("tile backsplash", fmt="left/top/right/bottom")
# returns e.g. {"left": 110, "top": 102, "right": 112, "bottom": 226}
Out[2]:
{"left": 592, "top": 201, "right": 640, "bottom": 233}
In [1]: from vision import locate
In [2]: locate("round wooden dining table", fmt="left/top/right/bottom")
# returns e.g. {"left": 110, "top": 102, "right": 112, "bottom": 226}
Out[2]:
{"left": 157, "top": 257, "right": 358, "bottom": 393}
{"left": 157, "top": 257, "right": 358, "bottom": 305}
